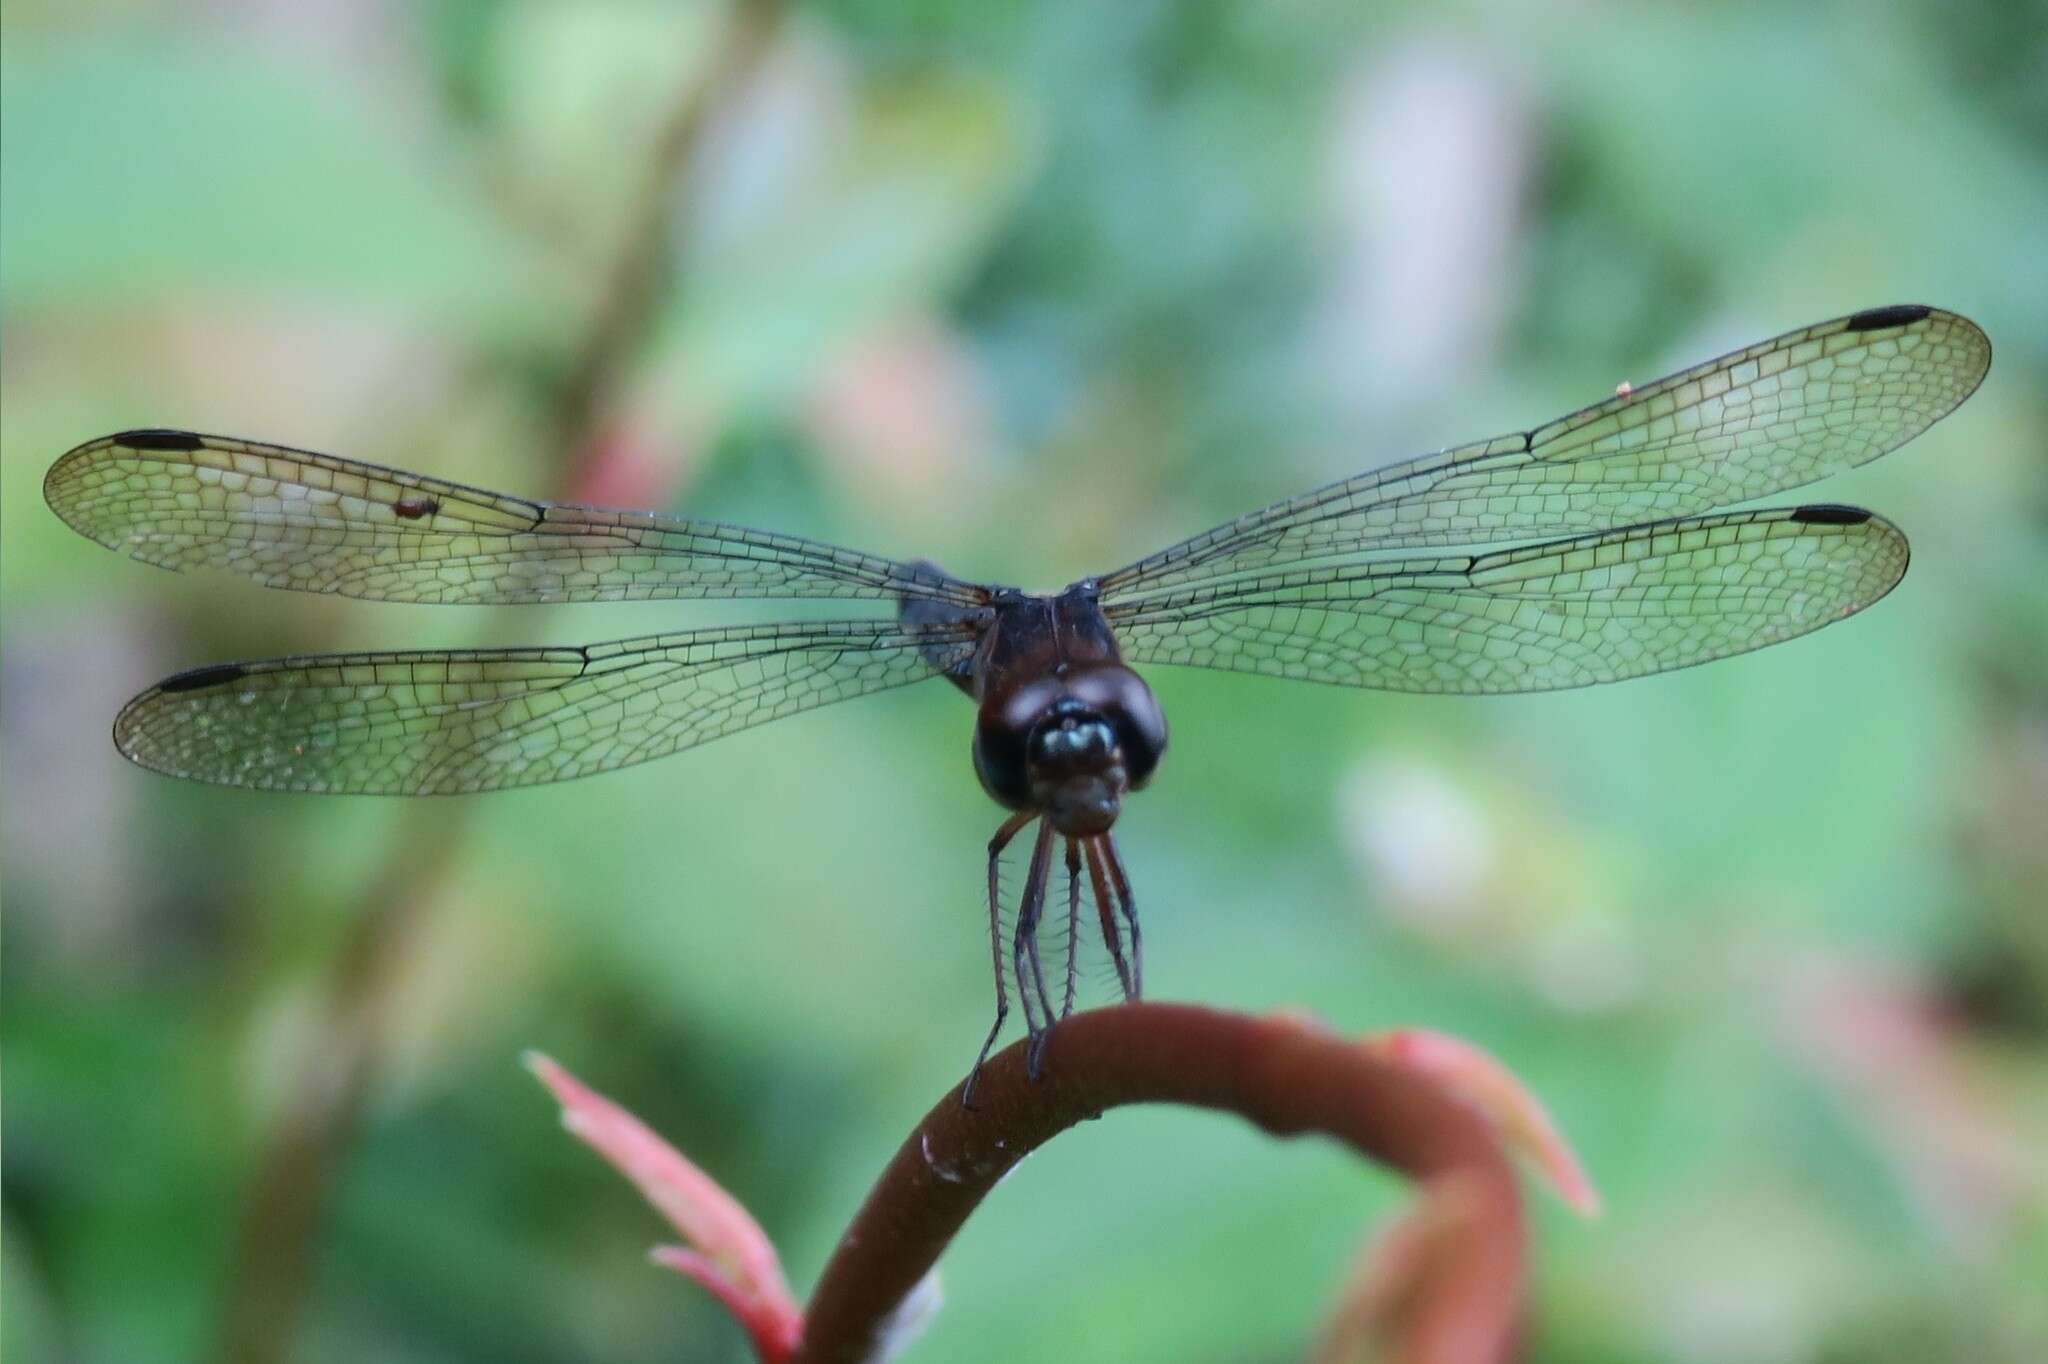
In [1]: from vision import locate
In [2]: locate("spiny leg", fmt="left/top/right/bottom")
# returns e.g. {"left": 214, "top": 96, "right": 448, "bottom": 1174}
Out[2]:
{"left": 1010, "top": 831, "right": 1046, "bottom": 1049}
{"left": 964, "top": 809, "right": 1036, "bottom": 1109}
{"left": 1102, "top": 832, "right": 1143, "bottom": 999}
{"left": 1013, "top": 818, "right": 1059, "bottom": 1079}
{"left": 1084, "top": 837, "right": 1137, "bottom": 1002}
{"left": 1060, "top": 839, "right": 1083, "bottom": 1020}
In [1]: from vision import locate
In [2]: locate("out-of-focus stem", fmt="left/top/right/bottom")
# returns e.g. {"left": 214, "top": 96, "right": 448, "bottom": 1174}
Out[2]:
{"left": 209, "top": 7, "right": 784, "bottom": 1363}
{"left": 212, "top": 821, "right": 461, "bottom": 1364}
{"left": 794, "top": 1003, "right": 1525, "bottom": 1364}
{"left": 549, "top": 0, "right": 785, "bottom": 464}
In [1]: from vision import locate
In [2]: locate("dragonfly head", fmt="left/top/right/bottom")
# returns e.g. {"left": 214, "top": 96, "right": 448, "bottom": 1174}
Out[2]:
{"left": 974, "top": 665, "right": 1168, "bottom": 836}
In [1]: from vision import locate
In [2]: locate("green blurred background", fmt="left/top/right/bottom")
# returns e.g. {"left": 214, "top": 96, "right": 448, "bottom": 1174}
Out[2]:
{"left": 5, "top": 1, "right": 2046, "bottom": 1361}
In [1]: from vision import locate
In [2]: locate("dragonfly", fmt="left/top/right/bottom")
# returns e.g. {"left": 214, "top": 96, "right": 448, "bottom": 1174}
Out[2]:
{"left": 45, "top": 303, "right": 1989, "bottom": 1097}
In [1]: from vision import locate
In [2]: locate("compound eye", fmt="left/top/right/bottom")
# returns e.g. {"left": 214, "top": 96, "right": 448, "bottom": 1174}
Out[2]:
{"left": 1116, "top": 693, "right": 1167, "bottom": 788}
{"left": 973, "top": 677, "right": 1065, "bottom": 809}
{"left": 973, "top": 724, "right": 1031, "bottom": 809}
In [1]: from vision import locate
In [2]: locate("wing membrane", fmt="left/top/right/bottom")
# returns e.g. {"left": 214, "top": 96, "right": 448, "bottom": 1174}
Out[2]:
{"left": 114, "top": 619, "right": 979, "bottom": 794}
{"left": 1106, "top": 506, "right": 1907, "bottom": 694}
{"left": 1100, "top": 305, "right": 1985, "bottom": 597}
{"left": 46, "top": 430, "right": 981, "bottom": 606}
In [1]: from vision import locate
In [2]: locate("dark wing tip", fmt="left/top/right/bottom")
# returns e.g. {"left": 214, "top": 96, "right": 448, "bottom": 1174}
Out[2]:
{"left": 1789, "top": 504, "right": 1875, "bottom": 526}
{"left": 112, "top": 428, "right": 208, "bottom": 452}
{"left": 46, "top": 430, "right": 208, "bottom": 532}
{"left": 154, "top": 662, "right": 252, "bottom": 694}
{"left": 1844, "top": 304, "right": 1933, "bottom": 333}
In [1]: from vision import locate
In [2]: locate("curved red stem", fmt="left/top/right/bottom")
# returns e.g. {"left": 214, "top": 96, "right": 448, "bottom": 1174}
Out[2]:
{"left": 795, "top": 1002, "right": 1524, "bottom": 1364}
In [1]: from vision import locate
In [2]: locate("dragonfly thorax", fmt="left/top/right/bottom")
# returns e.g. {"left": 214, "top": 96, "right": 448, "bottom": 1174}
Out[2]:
{"left": 973, "top": 664, "right": 1167, "bottom": 836}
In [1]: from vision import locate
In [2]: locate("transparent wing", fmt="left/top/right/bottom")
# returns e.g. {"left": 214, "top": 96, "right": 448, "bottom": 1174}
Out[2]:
{"left": 1105, "top": 506, "right": 1907, "bottom": 694}
{"left": 114, "top": 619, "right": 980, "bottom": 794}
{"left": 46, "top": 430, "right": 984, "bottom": 607}
{"left": 1099, "top": 305, "right": 1985, "bottom": 597}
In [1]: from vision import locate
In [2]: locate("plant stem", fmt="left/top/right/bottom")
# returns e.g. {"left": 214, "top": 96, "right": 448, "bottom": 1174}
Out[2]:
{"left": 795, "top": 1003, "right": 1525, "bottom": 1364}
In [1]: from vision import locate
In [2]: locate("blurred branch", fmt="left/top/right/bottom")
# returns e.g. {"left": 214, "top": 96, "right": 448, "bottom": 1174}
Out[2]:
{"left": 549, "top": 0, "right": 786, "bottom": 469}
{"left": 213, "top": 822, "right": 465, "bottom": 1364}
{"left": 791, "top": 1004, "right": 1527, "bottom": 1364}
{"left": 210, "top": 7, "right": 786, "bottom": 1364}
{"left": 535, "top": 1005, "right": 1530, "bottom": 1364}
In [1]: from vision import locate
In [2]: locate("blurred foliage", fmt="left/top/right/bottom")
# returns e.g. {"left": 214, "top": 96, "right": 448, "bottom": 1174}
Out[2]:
{"left": 4, "top": 2, "right": 2047, "bottom": 1363}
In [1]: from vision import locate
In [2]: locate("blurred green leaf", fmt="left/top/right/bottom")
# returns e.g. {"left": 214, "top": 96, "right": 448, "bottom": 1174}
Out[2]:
{"left": 0, "top": 38, "right": 564, "bottom": 327}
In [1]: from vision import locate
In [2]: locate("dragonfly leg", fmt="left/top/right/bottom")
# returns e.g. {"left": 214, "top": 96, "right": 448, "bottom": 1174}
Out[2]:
{"left": 1103, "top": 833, "right": 1142, "bottom": 1000}
{"left": 1060, "top": 839, "right": 1083, "bottom": 1020}
{"left": 964, "top": 809, "right": 1037, "bottom": 1109}
{"left": 1014, "top": 819, "right": 1059, "bottom": 1080}
{"left": 1084, "top": 837, "right": 1137, "bottom": 1002}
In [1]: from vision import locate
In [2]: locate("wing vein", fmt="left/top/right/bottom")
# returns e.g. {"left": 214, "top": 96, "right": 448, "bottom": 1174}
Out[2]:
{"left": 1098, "top": 306, "right": 1984, "bottom": 598}
{"left": 112, "top": 620, "right": 979, "bottom": 794}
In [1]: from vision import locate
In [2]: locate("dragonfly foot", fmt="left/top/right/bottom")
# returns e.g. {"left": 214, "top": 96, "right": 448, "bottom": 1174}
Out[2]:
{"left": 1025, "top": 1024, "right": 1053, "bottom": 1081}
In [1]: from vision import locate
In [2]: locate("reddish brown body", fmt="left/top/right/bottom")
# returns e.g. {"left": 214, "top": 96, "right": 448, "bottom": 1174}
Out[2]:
{"left": 901, "top": 571, "right": 1167, "bottom": 1100}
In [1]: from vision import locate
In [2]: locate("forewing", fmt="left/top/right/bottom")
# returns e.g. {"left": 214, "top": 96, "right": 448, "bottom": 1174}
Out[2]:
{"left": 1106, "top": 506, "right": 1907, "bottom": 694}
{"left": 1100, "top": 306, "right": 1984, "bottom": 596}
{"left": 46, "top": 430, "right": 982, "bottom": 606}
{"left": 114, "top": 620, "right": 980, "bottom": 794}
